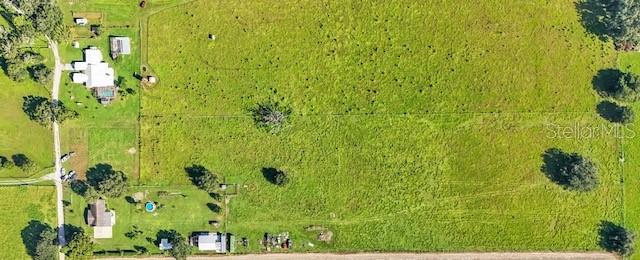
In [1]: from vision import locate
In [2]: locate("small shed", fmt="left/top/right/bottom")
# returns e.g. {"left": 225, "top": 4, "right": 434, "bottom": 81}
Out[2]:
{"left": 159, "top": 238, "right": 173, "bottom": 250}
{"left": 74, "top": 18, "right": 88, "bottom": 25}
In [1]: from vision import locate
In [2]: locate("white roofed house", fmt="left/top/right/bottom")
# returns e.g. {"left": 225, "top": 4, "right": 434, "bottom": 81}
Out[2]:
{"left": 70, "top": 47, "right": 118, "bottom": 105}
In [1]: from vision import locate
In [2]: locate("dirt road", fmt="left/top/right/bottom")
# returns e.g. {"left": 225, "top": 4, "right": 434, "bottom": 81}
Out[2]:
{"left": 100, "top": 252, "right": 617, "bottom": 260}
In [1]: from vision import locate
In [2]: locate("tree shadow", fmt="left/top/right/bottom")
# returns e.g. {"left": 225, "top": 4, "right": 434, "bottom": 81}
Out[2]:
{"left": 598, "top": 220, "right": 634, "bottom": 255}
{"left": 261, "top": 167, "right": 280, "bottom": 185}
{"left": 540, "top": 148, "right": 573, "bottom": 187}
{"left": 70, "top": 180, "right": 89, "bottom": 196}
{"left": 62, "top": 224, "right": 84, "bottom": 242}
{"left": 0, "top": 155, "right": 8, "bottom": 166}
{"left": 22, "top": 95, "right": 49, "bottom": 121}
{"left": 592, "top": 69, "right": 623, "bottom": 97}
{"left": 86, "top": 163, "right": 114, "bottom": 187}
{"left": 575, "top": 0, "right": 616, "bottom": 41}
{"left": 20, "top": 220, "right": 52, "bottom": 257}
{"left": 209, "top": 192, "right": 222, "bottom": 201}
{"left": 597, "top": 100, "right": 630, "bottom": 123}
{"left": 125, "top": 196, "right": 137, "bottom": 204}
{"left": 185, "top": 164, "right": 208, "bottom": 186}
{"left": 11, "top": 154, "right": 30, "bottom": 168}
{"left": 206, "top": 203, "right": 222, "bottom": 213}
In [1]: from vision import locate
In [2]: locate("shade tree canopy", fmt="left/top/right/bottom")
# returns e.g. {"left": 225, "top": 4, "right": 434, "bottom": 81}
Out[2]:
{"left": 22, "top": 96, "right": 78, "bottom": 127}
{"left": 599, "top": 221, "right": 636, "bottom": 256}
{"left": 540, "top": 148, "right": 599, "bottom": 192}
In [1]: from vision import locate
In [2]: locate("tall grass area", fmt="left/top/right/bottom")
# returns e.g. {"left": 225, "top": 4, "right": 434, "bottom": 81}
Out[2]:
{"left": 142, "top": 0, "right": 623, "bottom": 252}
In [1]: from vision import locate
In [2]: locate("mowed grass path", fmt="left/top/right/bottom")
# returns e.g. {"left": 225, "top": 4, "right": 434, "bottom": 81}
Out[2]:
{"left": 143, "top": 0, "right": 621, "bottom": 252}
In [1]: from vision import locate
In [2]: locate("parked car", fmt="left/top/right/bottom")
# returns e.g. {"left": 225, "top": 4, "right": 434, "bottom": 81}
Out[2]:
{"left": 60, "top": 151, "right": 76, "bottom": 162}
{"left": 66, "top": 171, "right": 77, "bottom": 181}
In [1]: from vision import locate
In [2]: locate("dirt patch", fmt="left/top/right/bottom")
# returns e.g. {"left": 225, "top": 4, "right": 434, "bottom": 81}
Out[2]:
{"left": 67, "top": 128, "right": 88, "bottom": 180}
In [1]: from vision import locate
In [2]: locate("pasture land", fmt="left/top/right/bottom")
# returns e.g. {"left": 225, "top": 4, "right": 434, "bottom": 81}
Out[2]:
{"left": 141, "top": 0, "right": 626, "bottom": 253}
{"left": 0, "top": 186, "right": 56, "bottom": 259}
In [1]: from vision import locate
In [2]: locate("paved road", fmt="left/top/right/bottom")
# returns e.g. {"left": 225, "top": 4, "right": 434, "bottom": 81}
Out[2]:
{"left": 99, "top": 252, "right": 617, "bottom": 260}
{"left": 48, "top": 38, "right": 66, "bottom": 259}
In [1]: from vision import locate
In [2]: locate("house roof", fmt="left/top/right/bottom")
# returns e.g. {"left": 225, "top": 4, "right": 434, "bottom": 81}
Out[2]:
{"left": 72, "top": 73, "right": 88, "bottom": 84}
{"left": 87, "top": 199, "right": 114, "bottom": 227}
{"left": 197, "top": 233, "right": 226, "bottom": 252}
{"left": 84, "top": 47, "right": 103, "bottom": 64}
{"left": 86, "top": 62, "right": 115, "bottom": 88}
{"left": 72, "top": 62, "right": 87, "bottom": 71}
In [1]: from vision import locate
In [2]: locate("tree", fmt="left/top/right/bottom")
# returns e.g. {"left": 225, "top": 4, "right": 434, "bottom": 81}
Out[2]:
{"left": 86, "top": 164, "right": 128, "bottom": 198}
{"left": 62, "top": 232, "right": 93, "bottom": 260}
{"left": 22, "top": 96, "right": 78, "bottom": 127}
{"left": 30, "top": 64, "right": 52, "bottom": 84}
{"left": 262, "top": 167, "right": 290, "bottom": 186}
{"left": 31, "top": 1, "right": 67, "bottom": 41}
{"left": 608, "top": 0, "right": 640, "bottom": 50}
{"left": 599, "top": 221, "right": 636, "bottom": 256}
{"left": 185, "top": 165, "right": 218, "bottom": 193}
{"left": 0, "top": 156, "right": 15, "bottom": 170}
{"left": 6, "top": 61, "right": 28, "bottom": 81}
{"left": 250, "top": 101, "right": 292, "bottom": 134}
{"left": 541, "top": 148, "right": 599, "bottom": 192}
{"left": 12, "top": 153, "right": 35, "bottom": 172}
{"left": 616, "top": 71, "right": 640, "bottom": 101}
{"left": 34, "top": 228, "right": 58, "bottom": 260}
{"left": 169, "top": 232, "right": 192, "bottom": 260}
{"left": 194, "top": 170, "right": 218, "bottom": 193}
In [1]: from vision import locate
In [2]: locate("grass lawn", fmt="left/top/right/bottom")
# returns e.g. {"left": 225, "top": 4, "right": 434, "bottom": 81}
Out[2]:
{"left": 0, "top": 186, "right": 56, "bottom": 259}
{"left": 140, "top": 0, "right": 624, "bottom": 253}
{"left": 65, "top": 185, "right": 219, "bottom": 253}
{"left": 0, "top": 73, "right": 55, "bottom": 178}
{"left": 616, "top": 52, "right": 640, "bottom": 260}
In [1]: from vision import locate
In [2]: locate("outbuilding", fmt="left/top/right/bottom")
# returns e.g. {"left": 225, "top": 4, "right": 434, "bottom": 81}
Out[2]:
{"left": 74, "top": 17, "right": 88, "bottom": 25}
{"left": 110, "top": 37, "right": 131, "bottom": 59}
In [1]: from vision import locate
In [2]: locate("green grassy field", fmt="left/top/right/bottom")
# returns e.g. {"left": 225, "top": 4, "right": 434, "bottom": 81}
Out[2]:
{"left": 140, "top": 0, "right": 626, "bottom": 253}
{"left": 0, "top": 30, "right": 54, "bottom": 178}
{"left": 0, "top": 186, "right": 56, "bottom": 259}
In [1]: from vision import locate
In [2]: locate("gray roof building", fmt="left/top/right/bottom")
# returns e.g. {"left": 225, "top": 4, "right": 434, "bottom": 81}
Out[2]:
{"left": 110, "top": 37, "right": 131, "bottom": 58}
